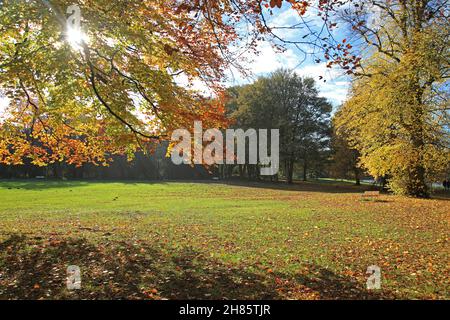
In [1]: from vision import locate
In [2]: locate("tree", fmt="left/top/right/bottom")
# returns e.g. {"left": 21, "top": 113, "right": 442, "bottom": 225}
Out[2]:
{"left": 0, "top": 0, "right": 348, "bottom": 168}
{"left": 230, "top": 69, "right": 332, "bottom": 183}
{"left": 333, "top": 1, "right": 449, "bottom": 197}
{"left": 0, "top": 0, "right": 263, "bottom": 167}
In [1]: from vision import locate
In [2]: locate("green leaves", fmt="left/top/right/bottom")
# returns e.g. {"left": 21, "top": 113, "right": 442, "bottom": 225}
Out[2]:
{"left": 0, "top": 0, "right": 235, "bottom": 165}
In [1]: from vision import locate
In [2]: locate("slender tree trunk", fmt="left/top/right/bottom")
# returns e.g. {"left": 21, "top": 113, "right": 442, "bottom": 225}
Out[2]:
{"left": 287, "top": 159, "right": 294, "bottom": 184}
{"left": 302, "top": 159, "right": 307, "bottom": 181}
{"left": 227, "top": 165, "right": 233, "bottom": 179}
{"left": 354, "top": 169, "right": 360, "bottom": 186}
{"left": 55, "top": 162, "right": 65, "bottom": 179}
{"left": 284, "top": 160, "right": 288, "bottom": 182}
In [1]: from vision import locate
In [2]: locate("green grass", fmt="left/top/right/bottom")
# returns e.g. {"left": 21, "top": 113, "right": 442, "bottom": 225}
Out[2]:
{"left": 0, "top": 180, "right": 448, "bottom": 299}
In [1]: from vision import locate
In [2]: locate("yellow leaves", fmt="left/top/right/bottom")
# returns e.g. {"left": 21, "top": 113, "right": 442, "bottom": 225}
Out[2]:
{"left": 0, "top": 0, "right": 238, "bottom": 167}
{"left": 334, "top": 29, "right": 449, "bottom": 196}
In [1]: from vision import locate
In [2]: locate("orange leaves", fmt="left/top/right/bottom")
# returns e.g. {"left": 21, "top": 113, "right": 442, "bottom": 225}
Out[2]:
{"left": 0, "top": 0, "right": 239, "bottom": 168}
{"left": 0, "top": 105, "right": 130, "bottom": 167}
{"left": 143, "top": 288, "right": 159, "bottom": 299}
{"left": 265, "top": 0, "right": 311, "bottom": 15}
{"left": 269, "top": 0, "right": 283, "bottom": 8}
{"left": 0, "top": 0, "right": 351, "bottom": 169}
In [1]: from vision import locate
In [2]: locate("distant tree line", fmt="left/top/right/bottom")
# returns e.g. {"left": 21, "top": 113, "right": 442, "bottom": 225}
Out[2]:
{"left": 1, "top": 69, "right": 355, "bottom": 184}
{"left": 0, "top": 143, "right": 212, "bottom": 180}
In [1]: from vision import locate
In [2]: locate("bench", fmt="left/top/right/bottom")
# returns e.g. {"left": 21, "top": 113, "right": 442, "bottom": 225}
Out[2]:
{"left": 362, "top": 191, "right": 380, "bottom": 197}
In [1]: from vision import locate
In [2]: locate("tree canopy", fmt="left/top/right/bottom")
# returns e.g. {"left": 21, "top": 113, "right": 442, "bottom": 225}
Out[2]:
{"left": 228, "top": 69, "right": 332, "bottom": 183}
{"left": 0, "top": 0, "right": 348, "bottom": 166}
{"left": 334, "top": 0, "right": 449, "bottom": 197}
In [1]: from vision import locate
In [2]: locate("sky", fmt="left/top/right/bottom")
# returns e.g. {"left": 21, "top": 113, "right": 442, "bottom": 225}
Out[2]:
{"left": 177, "top": 4, "right": 351, "bottom": 108}
{"left": 224, "top": 3, "right": 350, "bottom": 108}
{"left": 0, "top": 3, "right": 350, "bottom": 118}
{"left": 225, "top": 40, "right": 350, "bottom": 107}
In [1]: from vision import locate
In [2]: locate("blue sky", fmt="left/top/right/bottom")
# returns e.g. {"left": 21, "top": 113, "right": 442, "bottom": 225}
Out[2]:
{"left": 224, "top": 3, "right": 351, "bottom": 108}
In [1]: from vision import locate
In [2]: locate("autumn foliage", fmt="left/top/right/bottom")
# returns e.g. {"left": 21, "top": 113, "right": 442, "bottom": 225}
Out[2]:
{"left": 0, "top": 0, "right": 353, "bottom": 167}
{"left": 334, "top": 1, "right": 449, "bottom": 197}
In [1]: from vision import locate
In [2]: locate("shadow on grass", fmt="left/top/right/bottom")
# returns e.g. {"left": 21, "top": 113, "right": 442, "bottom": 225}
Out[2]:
{"left": 0, "top": 234, "right": 393, "bottom": 300}
{"left": 0, "top": 180, "right": 91, "bottom": 191}
{"left": 0, "top": 179, "right": 381, "bottom": 196}
{"left": 430, "top": 190, "right": 450, "bottom": 200}
{"left": 219, "top": 180, "right": 379, "bottom": 194}
{"left": 0, "top": 180, "right": 171, "bottom": 191}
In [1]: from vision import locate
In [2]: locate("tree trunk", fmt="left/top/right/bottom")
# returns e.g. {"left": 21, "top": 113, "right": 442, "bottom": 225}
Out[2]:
{"left": 406, "top": 89, "right": 429, "bottom": 198}
{"left": 354, "top": 169, "right": 360, "bottom": 186}
{"left": 286, "top": 159, "right": 294, "bottom": 184}
{"left": 238, "top": 165, "right": 244, "bottom": 179}
{"left": 302, "top": 159, "right": 307, "bottom": 181}
{"left": 407, "top": 161, "right": 428, "bottom": 198}
{"left": 54, "top": 162, "right": 65, "bottom": 180}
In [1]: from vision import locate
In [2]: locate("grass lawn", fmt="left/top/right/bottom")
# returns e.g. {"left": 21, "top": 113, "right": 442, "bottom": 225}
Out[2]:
{"left": 0, "top": 180, "right": 448, "bottom": 300}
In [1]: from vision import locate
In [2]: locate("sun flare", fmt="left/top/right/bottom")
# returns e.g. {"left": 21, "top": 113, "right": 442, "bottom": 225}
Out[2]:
{"left": 66, "top": 27, "right": 88, "bottom": 50}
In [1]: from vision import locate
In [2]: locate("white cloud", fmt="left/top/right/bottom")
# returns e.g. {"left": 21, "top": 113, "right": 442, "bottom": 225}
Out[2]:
{"left": 169, "top": 4, "right": 351, "bottom": 106}
{"left": 224, "top": 3, "right": 351, "bottom": 107}
{"left": 226, "top": 41, "right": 300, "bottom": 84}
{"left": 226, "top": 42, "right": 349, "bottom": 106}
{"left": 271, "top": 6, "right": 300, "bottom": 26}
{"left": 294, "top": 62, "right": 349, "bottom": 105}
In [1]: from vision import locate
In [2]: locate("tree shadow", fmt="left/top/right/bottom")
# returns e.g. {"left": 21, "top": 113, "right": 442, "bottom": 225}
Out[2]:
{"left": 219, "top": 180, "right": 379, "bottom": 194}
{"left": 430, "top": 189, "right": 450, "bottom": 200}
{"left": 0, "top": 178, "right": 379, "bottom": 195}
{"left": 0, "top": 180, "right": 91, "bottom": 190}
{"left": 0, "top": 179, "right": 172, "bottom": 191}
{"left": 0, "top": 234, "right": 279, "bottom": 300}
{"left": 284, "top": 264, "right": 392, "bottom": 300}
{"left": 0, "top": 234, "right": 395, "bottom": 300}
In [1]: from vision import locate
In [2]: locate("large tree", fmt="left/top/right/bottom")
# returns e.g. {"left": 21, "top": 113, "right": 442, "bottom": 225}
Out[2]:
{"left": 230, "top": 69, "right": 332, "bottom": 183}
{"left": 333, "top": 0, "right": 449, "bottom": 197}
{"left": 0, "top": 0, "right": 346, "bottom": 167}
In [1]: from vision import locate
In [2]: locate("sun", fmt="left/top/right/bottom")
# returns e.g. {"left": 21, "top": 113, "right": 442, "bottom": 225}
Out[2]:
{"left": 66, "top": 27, "right": 89, "bottom": 50}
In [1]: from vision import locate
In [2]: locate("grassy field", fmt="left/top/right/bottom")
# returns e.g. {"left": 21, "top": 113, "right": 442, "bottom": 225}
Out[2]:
{"left": 0, "top": 180, "right": 448, "bottom": 300}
